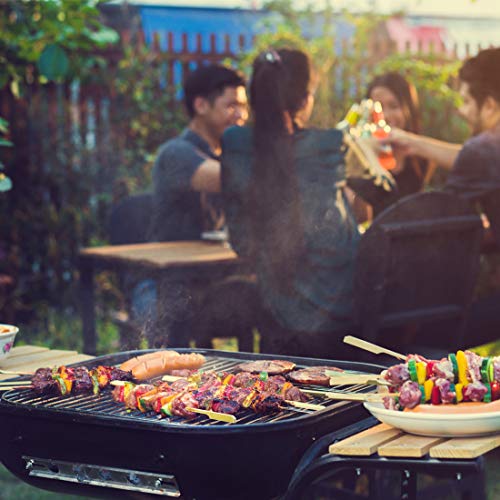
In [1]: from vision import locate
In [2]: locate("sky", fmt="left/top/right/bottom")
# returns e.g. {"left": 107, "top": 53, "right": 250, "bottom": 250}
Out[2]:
{"left": 130, "top": 0, "right": 500, "bottom": 18}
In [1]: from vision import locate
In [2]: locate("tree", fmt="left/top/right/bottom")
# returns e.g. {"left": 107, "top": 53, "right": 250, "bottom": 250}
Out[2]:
{"left": 0, "top": 0, "right": 118, "bottom": 97}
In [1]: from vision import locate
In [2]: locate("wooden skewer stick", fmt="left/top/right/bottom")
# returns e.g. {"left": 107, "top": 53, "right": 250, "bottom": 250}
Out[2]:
{"left": 0, "top": 380, "right": 32, "bottom": 386}
{"left": 343, "top": 335, "right": 407, "bottom": 361}
{"left": 0, "top": 386, "right": 32, "bottom": 391}
{"left": 326, "top": 373, "right": 388, "bottom": 386}
{"left": 185, "top": 407, "right": 237, "bottom": 424}
{"left": 285, "top": 400, "right": 326, "bottom": 411}
{"left": 301, "top": 388, "right": 396, "bottom": 403}
{"left": 0, "top": 369, "right": 34, "bottom": 376}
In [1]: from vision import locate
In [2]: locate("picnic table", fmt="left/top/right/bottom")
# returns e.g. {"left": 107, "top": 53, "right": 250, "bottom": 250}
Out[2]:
{"left": 79, "top": 241, "right": 243, "bottom": 355}
{"left": 0, "top": 345, "right": 93, "bottom": 380}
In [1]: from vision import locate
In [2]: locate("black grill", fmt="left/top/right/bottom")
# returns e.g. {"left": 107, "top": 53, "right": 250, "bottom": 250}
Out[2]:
{"left": 0, "top": 349, "right": 384, "bottom": 499}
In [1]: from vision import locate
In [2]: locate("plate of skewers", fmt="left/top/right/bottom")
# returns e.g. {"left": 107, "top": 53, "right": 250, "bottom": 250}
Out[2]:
{"left": 341, "top": 336, "right": 500, "bottom": 437}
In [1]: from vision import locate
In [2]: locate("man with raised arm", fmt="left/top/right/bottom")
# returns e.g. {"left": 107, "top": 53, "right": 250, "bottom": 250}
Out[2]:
{"left": 386, "top": 47, "right": 500, "bottom": 199}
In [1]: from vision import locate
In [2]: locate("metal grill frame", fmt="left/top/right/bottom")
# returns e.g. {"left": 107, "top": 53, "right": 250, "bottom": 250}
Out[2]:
{"left": 0, "top": 349, "right": 385, "bottom": 500}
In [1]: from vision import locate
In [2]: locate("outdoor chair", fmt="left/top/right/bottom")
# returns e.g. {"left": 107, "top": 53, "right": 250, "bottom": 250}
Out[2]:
{"left": 353, "top": 191, "right": 483, "bottom": 358}
{"left": 107, "top": 193, "right": 154, "bottom": 349}
{"left": 108, "top": 192, "right": 153, "bottom": 246}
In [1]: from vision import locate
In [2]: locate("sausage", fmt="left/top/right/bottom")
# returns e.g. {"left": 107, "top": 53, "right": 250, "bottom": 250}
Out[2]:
{"left": 120, "top": 351, "right": 180, "bottom": 372}
{"left": 404, "top": 398, "right": 500, "bottom": 415}
{"left": 120, "top": 351, "right": 206, "bottom": 381}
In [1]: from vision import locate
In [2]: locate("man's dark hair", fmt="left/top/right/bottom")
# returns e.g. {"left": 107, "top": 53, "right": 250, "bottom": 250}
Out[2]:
{"left": 183, "top": 64, "right": 245, "bottom": 118}
{"left": 459, "top": 47, "right": 500, "bottom": 108}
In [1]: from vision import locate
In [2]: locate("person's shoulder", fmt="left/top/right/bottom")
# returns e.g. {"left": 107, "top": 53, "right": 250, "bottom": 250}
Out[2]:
{"left": 222, "top": 126, "right": 253, "bottom": 153}
{"left": 295, "top": 128, "right": 344, "bottom": 158}
{"left": 462, "top": 129, "right": 500, "bottom": 152}
{"left": 157, "top": 132, "right": 195, "bottom": 157}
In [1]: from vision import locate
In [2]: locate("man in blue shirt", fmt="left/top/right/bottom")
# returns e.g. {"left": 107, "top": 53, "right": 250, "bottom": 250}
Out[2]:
{"left": 151, "top": 65, "right": 248, "bottom": 241}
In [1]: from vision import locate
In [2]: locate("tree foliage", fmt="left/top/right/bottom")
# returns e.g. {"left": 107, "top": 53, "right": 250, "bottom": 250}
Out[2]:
{"left": 0, "top": 0, "right": 118, "bottom": 96}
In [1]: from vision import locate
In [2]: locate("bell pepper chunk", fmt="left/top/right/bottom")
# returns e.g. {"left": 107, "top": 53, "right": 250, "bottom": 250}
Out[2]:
{"left": 456, "top": 350, "right": 468, "bottom": 385}
{"left": 408, "top": 360, "right": 418, "bottom": 382}
{"left": 491, "top": 381, "right": 500, "bottom": 401}
{"left": 423, "top": 379, "right": 434, "bottom": 402}
{"left": 448, "top": 353, "right": 458, "bottom": 383}
{"left": 431, "top": 385, "right": 441, "bottom": 405}
{"left": 416, "top": 362, "right": 427, "bottom": 385}
{"left": 455, "top": 383, "right": 464, "bottom": 403}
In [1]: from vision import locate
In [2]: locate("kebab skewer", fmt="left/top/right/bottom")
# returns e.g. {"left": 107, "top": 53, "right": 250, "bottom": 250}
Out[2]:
{"left": 112, "top": 370, "right": 315, "bottom": 421}
{"left": 381, "top": 351, "right": 500, "bottom": 410}
{"left": 5, "top": 365, "right": 136, "bottom": 396}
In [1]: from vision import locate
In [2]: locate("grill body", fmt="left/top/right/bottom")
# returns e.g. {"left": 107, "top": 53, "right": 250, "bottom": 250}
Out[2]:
{"left": 0, "top": 349, "right": 383, "bottom": 499}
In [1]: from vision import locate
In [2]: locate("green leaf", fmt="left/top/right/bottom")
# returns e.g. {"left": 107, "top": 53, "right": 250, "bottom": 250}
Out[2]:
{"left": 0, "top": 138, "right": 13, "bottom": 147}
{"left": 37, "top": 44, "right": 70, "bottom": 81}
{"left": 88, "top": 28, "right": 119, "bottom": 46}
{"left": 0, "top": 174, "right": 12, "bottom": 192}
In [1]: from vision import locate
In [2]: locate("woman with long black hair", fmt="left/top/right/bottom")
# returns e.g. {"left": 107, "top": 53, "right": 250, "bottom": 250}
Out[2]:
{"left": 221, "top": 48, "right": 394, "bottom": 358}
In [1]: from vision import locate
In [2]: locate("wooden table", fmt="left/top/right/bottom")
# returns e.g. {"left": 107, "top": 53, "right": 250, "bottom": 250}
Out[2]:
{"left": 79, "top": 241, "right": 242, "bottom": 355}
{"left": 286, "top": 418, "right": 498, "bottom": 500}
{"left": 0, "top": 345, "right": 93, "bottom": 380}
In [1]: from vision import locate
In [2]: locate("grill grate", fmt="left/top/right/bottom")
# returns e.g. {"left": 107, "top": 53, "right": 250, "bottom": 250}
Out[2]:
{"left": 2, "top": 355, "right": 374, "bottom": 427}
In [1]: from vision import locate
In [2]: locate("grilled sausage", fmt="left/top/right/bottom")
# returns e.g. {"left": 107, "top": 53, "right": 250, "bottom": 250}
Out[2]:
{"left": 120, "top": 351, "right": 206, "bottom": 381}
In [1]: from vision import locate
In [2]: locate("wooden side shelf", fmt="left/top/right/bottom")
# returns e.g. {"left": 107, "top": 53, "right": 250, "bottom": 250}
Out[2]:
{"left": 329, "top": 423, "right": 500, "bottom": 459}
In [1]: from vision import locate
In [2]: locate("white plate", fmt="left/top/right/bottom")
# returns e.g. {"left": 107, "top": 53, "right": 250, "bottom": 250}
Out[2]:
{"left": 364, "top": 402, "right": 500, "bottom": 437}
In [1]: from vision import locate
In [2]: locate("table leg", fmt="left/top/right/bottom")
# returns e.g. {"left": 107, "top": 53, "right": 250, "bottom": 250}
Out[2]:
{"left": 79, "top": 258, "right": 97, "bottom": 355}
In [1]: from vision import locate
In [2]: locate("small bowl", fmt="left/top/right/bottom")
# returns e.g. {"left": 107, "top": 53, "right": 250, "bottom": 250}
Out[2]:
{"left": 0, "top": 324, "right": 19, "bottom": 362}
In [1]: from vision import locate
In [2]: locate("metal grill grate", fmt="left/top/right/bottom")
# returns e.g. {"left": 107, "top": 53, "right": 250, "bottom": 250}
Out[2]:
{"left": 2, "top": 355, "right": 374, "bottom": 427}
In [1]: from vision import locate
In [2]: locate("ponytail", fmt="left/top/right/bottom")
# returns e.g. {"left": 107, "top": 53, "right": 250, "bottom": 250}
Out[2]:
{"left": 249, "top": 49, "right": 311, "bottom": 290}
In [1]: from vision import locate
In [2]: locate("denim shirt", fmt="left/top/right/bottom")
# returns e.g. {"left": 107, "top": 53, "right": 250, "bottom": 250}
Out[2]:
{"left": 222, "top": 126, "right": 363, "bottom": 333}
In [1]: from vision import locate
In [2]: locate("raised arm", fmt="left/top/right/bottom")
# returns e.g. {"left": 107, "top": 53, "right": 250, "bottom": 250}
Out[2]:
{"left": 386, "top": 128, "right": 462, "bottom": 170}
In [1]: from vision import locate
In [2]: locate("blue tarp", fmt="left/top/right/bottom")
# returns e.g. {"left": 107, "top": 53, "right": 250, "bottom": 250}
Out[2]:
{"left": 139, "top": 6, "right": 355, "bottom": 54}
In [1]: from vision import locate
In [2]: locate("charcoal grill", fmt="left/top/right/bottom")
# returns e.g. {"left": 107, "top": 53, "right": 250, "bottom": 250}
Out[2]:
{"left": 0, "top": 349, "right": 384, "bottom": 500}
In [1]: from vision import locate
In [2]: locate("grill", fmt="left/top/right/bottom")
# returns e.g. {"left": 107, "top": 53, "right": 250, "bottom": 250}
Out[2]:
{"left": 0, "top": 349, "right": 384, "bottom": 499}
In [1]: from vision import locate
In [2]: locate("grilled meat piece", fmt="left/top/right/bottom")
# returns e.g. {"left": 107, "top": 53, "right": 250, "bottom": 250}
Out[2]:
{"left": 32, "top": 368, "right": 58, "bottom": 394}
{"left": 171, "top": 391, "right": 199, "bottom": 418}
{"left": 71, "top": 367, "right": 93, "bottom": 394}
{"left": 287, "top": 366, "right": 342, "bottom": 386}
{"left": 463, "top": 381, "right": 488, "bottom": 402}
{"left": 232, "top": 372, "right": 259, "bottom": 387}
{"left": 108, "top": 366, "right": 134, "bottom": 382}
{"left": 124, "top": 384, "right": 154, "bottom": 409}
{"left": 251, "top": 392, "right": 283, "bottom": 413}
{"left": 383, "top": 364, "right": 410, "bottom": 386}
{"left": 237, "top": 360, "right": 296, "bottom": 375}
{"left": 398, "top": 381, "right": 422, "bottom": 409}
{"left": 212, "top": 399, "right": 240, "bottom": 414}
{"left": 282, "top": 385, "right": 309, "bottom": 402}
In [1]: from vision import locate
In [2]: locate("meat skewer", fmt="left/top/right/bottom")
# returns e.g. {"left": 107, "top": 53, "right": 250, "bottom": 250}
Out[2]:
{"left": 3, "top": 365, "right": 135, "bottom": 396}
{"left": 112, "top": 370, "right": 314, "bottom": 422}
{"left": 381, "top": 351, "right": 500, "bottom": 410}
